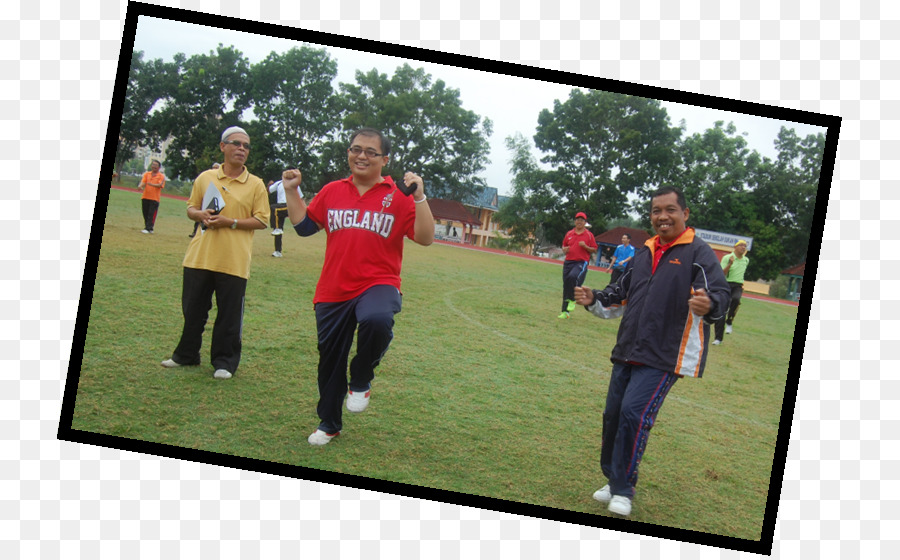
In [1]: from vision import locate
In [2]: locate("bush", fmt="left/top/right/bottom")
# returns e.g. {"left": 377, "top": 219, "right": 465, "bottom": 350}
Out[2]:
{"left": 768, "top": 275, "right": 792, "bottom": 300}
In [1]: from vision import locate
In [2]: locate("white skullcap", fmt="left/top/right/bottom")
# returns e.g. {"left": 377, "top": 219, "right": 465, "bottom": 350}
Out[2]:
{"left": 221, "top": 126, "right": 248, "bottom": 142}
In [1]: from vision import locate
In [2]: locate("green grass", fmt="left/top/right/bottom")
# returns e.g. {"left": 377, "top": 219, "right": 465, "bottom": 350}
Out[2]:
{"left": 72, "top": 188, "right": 797, "bottom": 541}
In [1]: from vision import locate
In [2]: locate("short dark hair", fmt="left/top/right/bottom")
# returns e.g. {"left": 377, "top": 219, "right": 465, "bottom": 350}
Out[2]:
{"left": 349, "top": 128, "right": 391, "bottom": 156}
{"left": 622, "top": 233, "right": 631, "bottom": 240}
{"left": 650, "top": 185, "right": 687, "bottom": 210}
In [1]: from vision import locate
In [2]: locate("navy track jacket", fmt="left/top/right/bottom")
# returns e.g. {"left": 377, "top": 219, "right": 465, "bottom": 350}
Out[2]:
{"left": 587, "top": 228, "right": 730, "bottom": 378}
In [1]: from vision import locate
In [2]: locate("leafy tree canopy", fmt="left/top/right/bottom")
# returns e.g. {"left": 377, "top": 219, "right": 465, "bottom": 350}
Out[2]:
{"left": 148, "top": 45, "right": 251, "bottom": 181}
{"left": 246, "top": 46, "right": 340, "bottom": 188}
{"left": 338, "top": 64, "right": 493, "bottom": 201}
{"left": 117, "top": 51, "right": 171, "bottom": 175}
{"left": 534, "top": 89, "right": 681, "bottom": 226}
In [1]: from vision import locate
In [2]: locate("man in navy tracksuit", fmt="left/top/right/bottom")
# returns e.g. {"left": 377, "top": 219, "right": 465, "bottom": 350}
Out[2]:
{"left": 574, "top": 186, "right": 730, "bottom": 517}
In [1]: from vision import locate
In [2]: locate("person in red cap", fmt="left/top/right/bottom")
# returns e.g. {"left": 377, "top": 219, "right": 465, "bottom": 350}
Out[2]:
{"left": 559, "top": 211, "right": 597, "bottom": 318}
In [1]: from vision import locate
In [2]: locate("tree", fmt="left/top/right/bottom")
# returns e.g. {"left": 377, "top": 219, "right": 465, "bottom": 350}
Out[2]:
{"left": 765, "top": 127, "right": 826, "bottom": 273}
{"left": 493, "top": 133, "right": 551, "bottom": 251}
{"left": 116, "top": 51, "right": 171, "bottom": 177}
{"left": 493, "top": 133, "right": 596, "bottom": 251}
{"left": 534, "top": 89, "right": 681, "bottom": 224}
{"left": 246, "top": 46, "right": 340, "bottom": 190}
{"left": 666, "top": 124, "right": 827, "bottom": 281}
{"left": 661, "top": 121, "right": 758, "bottom": 233}
{"left": 149, "top": 45, "right": 252, "bottom": 181}
{"left": 337, "top": 64, "right": 493, "bottom": 201}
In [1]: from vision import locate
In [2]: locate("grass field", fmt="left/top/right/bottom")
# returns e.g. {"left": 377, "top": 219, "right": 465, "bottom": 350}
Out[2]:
{"left": 70, "top": 188, "right": 797, "bottom": 541}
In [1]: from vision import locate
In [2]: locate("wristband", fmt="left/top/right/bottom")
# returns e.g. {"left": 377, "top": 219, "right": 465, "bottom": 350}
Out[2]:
{"left": 414, "top": 195, "right": 427, "bottom": 204}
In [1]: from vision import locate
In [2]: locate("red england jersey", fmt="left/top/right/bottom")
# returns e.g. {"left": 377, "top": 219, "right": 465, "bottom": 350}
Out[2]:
{"left": 306, "top": 176, "right": 417, "bottom": 303}
{"left": 563, "top": 228, "right": 597, "bottom": 262}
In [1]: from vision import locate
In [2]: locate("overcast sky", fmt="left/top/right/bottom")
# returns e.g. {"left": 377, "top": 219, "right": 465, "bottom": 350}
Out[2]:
{"left": 132, "top": 16, "right": 828, "bottom": 197}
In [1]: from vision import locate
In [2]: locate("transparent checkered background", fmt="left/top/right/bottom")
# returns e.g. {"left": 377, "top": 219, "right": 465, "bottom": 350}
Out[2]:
{"left": 2, "top": 0, "right": 894, "bottom": 557}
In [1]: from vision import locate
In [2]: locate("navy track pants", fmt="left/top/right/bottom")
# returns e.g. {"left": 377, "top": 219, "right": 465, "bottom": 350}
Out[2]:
{"left": 562, "top": 260, "right": 589, "bottom": 311}
{"left": 313, "top": 285, "right": 402, "bottom": 433}
{"left": 601, "top": 362, "right": 679, "bottom": 499}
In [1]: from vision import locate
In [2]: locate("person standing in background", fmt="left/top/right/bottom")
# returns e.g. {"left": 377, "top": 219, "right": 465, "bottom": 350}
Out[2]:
{"left": 269, "top": 178, "right": 289, "bottom": 257}
{"left": 559, "top": 211, "right": 597, "bottom": 319}
{"left": 138, "top": 159, "right": 165, "bottom": 234}
{"left": 608, "top": 233, "right": 635, "bottom": 285}
{"left": 712, "top": 240, "right": 750, "bottom": 345}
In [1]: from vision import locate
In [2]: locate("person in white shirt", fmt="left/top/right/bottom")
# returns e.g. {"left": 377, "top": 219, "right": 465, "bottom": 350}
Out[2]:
{"left": 268, "top": 179, "right": 289, "bottom": 257}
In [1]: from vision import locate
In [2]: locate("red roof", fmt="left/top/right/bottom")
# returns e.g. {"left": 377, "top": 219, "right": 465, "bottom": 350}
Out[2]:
{"left": 428, "top": 198, "right": 482, "bottom": 226}
{"left": 782, "top": 262, "right": 805, "bottom": 276}
{"left": 593, "top": 226, "right": 652, "bottom": 247}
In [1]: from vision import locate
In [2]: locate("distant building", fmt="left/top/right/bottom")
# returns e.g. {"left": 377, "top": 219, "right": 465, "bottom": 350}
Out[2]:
{"left": 133, "top": 135, "right": 174, "bottom": 170}
{"left": 430, "top": 186, "right": 513, "bottom": 248}
{"left": 781, "top": 262, "right": 805, "bottom": 301}
{"left": 463, "top": 186, "right": 504, "bottom": 248}
{"left": 429, "top": 198, "right": 481, "bottom": 243}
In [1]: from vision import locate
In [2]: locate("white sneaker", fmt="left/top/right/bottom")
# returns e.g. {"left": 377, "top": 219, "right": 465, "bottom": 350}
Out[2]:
{"left": 141, "top": 229, "right": 150, "bottom": 234}
{"left": 308, "top": 429, "right": 339, "bottom": 445}
{"left": 271, "top": 228, "right": 284, "bottom": 236}
{"left": 711, "top": 339, "right": 722, "bottom": 346}
{"left": 592, "top": 485, "right": 612, "bottom": 503}
{"left": 725, "top": 324, "right": 733, "bottom": 335}
{"left": 608, "top": 495, "right": 632, "bottom": 516}
{"left": 272, "top": 251, "right": 283, "bottom": 258}
{"left": 346, "top": 388, "right": 371, "bottom": 413}
{"left": 160, "top": 358, "right": 182, "bottom": 368}
{"left": 213, "top": 369, "right": 232, "bottom": 379}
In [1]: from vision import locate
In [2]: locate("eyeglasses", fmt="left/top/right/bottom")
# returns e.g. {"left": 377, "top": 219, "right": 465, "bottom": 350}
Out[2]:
{"left": 349, "top": 146, "right": 383, "bottom": 158}
{"left": 225, "top": 140, "right": 251, "bottom": 150}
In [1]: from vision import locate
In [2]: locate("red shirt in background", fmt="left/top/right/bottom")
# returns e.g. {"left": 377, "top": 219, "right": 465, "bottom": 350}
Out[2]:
{"left": 563, "top": 228, "right": 597, "bottom": 262}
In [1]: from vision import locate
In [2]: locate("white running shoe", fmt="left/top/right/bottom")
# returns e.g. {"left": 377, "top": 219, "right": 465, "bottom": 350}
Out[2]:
{"left": 346, "top": 389, "right": 371, "bottom": 413}
{"left": 592, "top": 485, "right": 612, "bottom": 503}
{"left": 711, "top": 339, "right": 722, "bottom": 346}
{"left": 308, "top": 429, "right": 339, "bottom": 445}
{"left": 213, "top": 369, "right": 232, "bottom": 379}
{"left": 141, "top": 229, "right": 150, "bottom": 234}
{"left": 160, "top": 358, "right": 182, "bottom": 368}
{"left": 725, "top": 324, "right": 733, "bottom": 335}
{"left": 272, "top": 251, "right": 283, "bottom": 258}
{"left": 271, "top": 228, "right": 284, "bottom": 236}
{"left": 608, "top": 495, "right": 632, "bottom": 516}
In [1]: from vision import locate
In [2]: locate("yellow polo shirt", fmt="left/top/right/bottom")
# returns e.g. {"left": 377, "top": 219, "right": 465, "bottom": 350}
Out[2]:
{"left": 183, "top": 167, "right": 270, "bottom": 279}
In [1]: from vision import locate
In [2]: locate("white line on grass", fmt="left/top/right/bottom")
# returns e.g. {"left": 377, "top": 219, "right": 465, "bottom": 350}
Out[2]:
{"left": 443, "top": 286, "right": 777, "bottom": 429}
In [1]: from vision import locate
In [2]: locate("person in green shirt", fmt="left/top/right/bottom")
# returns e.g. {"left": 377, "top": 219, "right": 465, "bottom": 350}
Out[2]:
{"left": 712, "top": 240, "right": 750, "bottom": 345}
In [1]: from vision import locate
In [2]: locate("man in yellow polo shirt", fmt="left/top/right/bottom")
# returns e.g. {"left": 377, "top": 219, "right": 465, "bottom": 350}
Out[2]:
{"left": 160, "top": 126, "right": 270, "bottom": 379}
{"left": 712, "top": 240, "right": 750, "bottom": 345}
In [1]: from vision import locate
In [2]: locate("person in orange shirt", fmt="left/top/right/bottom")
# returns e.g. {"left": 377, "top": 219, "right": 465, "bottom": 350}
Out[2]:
{"left": 138, "top": 159, "right": 166, "bottom": 234}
